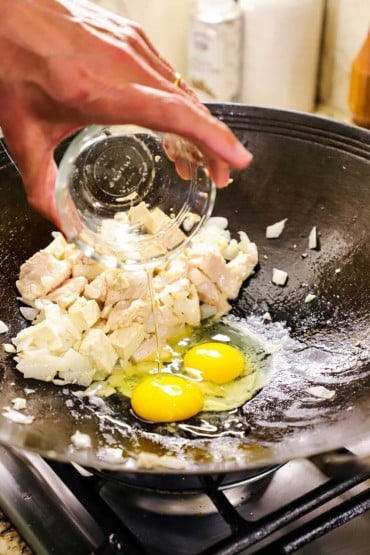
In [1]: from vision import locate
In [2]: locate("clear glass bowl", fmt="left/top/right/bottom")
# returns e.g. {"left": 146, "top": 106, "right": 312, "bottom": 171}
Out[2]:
{"left": 56, "top": 125, "right": 216, "bottom": 269}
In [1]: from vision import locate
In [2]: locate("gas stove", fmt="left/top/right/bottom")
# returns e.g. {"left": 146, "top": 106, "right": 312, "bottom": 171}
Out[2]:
{"left": 0, "top": 445, "right": 369, "bottom": 555}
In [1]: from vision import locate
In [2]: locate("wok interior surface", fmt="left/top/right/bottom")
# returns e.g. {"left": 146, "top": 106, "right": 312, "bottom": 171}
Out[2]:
{"left": 0, "top": 105, "right": 369, "bottom": 474}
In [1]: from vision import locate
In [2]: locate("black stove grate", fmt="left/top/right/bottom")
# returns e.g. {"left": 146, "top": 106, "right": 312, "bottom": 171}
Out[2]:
{"left": 51, "top": 460, "right": 370, "bottom": 555}
{"left": 197, "top": 472, "right": 370, "bottom": 555}
{"left": 0, "top": 447, "right": 369, "bottom": 555}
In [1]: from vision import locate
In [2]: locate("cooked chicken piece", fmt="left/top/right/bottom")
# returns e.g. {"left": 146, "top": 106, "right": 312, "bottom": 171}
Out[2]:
{"left": 128, "top": 203, "right": 171, "bottom": 235}
{"left": 214, "top": 296, "right": 231, "bottom": 316}
{"left": 68, "top": 297, "right": 101, "bottom": 332}
{"left": 128, "top": 202, "right": 156, "bottom": 233}
{"left": 156, "top": 277, "right": 190, "bottom": 304}
{"left": 145, "top": 304, "right": 180, "bottom": 336}
{"left": 190, "top": 218, "right": 231, "bottom": 253}
{"left": 153, "top": 256, "right": 188, "bottom": 289}
{"left": 109, "top": 323, "right": 146, "bottom": 361}
{"left": 200, "top": 303, "right": 217, "bottom": 319}
{"left": 128, "top": 203, "right": 186, "bottom": 251}
{"left": 70, "top": 252, "right": 104, "bottom": 281}
{"left": 84, "top": 273, "right": 107, "bottom": 303}
{"left": 188, "top": 249, "right": 238, "bottom": 297}
{"left": 172, "top": 285, "right": 200, "bottom": 327}
{"left": 227, "top": 251, "right": 258, "bottom": 289}
{"left": 17, "top": 251, "right": 71, "bottom": 301}
{"left": 84, "top": 270, "right": 118, "bottom": 303}
{"left": 105, "top": 299, "right": 150, "bottom": 333}
{"left": 194, "top": 248, "right": 255, "bottom": 299}
{"left": 105, "top": 271, "right": 148, "bottom": 306}
{"left": 188, "top": 267, "right": 231, "bottom": 316}
{"left": 132, "top": 335, "right": 158, "bottom": 362}
{"left": 13, "top": 216, "right": 259, "bottom": 388}
{"left": 43, "top": 232, "right": 69, "bottom": 259}
{"left": 79, "top": 328, "right": 118, "bottom": 375}
{"left": 46, "top": 277, "right": 88, "bottom": 308}
{"left": 159, "top": 228, "right": 187, "bottom": 251}
{"left": 188, "top": 267, "right": 222, "bottom": 305}
{"left": 14, "top": 311, "right": 80, "bottom": 353}
{"left": 138, "top": 239, "right": 168, "bottom": 262}
{"left": 154, "top": 277, "right": 200, "bottom": 328}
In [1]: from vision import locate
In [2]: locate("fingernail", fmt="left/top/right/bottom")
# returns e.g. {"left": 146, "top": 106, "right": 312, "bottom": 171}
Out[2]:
{"left": 218, "top": 176, "right": 231, "bottom": 188}
{"left": 233, "top": 143, "right": 253, "bottom": 166}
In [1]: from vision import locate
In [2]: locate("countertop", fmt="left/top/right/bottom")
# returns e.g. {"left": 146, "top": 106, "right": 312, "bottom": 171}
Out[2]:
{"left": 0, "top": 511, "right": 32, "bottom": 555}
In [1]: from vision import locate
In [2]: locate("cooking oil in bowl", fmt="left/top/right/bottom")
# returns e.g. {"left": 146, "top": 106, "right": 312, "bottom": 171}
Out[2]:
{"left": 56, "top": 125, "right": 216, "bottom": 270}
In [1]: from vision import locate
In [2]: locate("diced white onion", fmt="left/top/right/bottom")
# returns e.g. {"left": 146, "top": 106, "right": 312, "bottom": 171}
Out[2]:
{"left": 20, "top": 307, "right": 39, "bottom": 321}
{"left": 3, "top": 343, "right": 16, "bottom": 353}
{"left": 11, "top": 398, "right": 27, "bottom": 410}
{"left": 17, "top": 297, "right": 37, "bottom": 307}
{"left": 71, "top": 430, "right": 92, "bottom": 449}
{"left": 0, "top": 320, "right": 9, "bottom": 334}
{"left": 207, "top": 217, "right": 228, "bottom": 230}
{"left": 272, "top": 268, "right": 288, "bottom": 286}
{"left": 2, "top": 408, "right": 34, "bottom": 424}
{"left": 97, "top": 447, "right": 123, "bottom": 463}
{"left": 306, "top": 386, "right": 335, "bottom": 400}
{"left": 182, "top": 212, "right": 201, "bottom": 232}
{"left": 304, "top": 294, "right": 317, "bottom": 303}
{"left": 308, "top": 226, "right": 318, "bottom": 249}
{"left": 266, "top": 218, "right": 288, "bottom": 239}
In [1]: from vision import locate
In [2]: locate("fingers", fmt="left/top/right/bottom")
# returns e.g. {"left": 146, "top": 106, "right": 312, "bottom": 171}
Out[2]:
{"left": 78, "top": 84, "right": 253, "bottom": 171}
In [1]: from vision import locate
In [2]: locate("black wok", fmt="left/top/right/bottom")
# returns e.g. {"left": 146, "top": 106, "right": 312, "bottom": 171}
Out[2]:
{"left": 0, "top": 105, "right": 369, "bottom": 475}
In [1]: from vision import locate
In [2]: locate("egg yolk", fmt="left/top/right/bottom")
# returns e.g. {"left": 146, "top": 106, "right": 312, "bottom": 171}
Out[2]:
{"left": 183, "top": 342, "right": 245, "bottom": 385}
{"left": 131, "top": 374, "right": 203, "bottom": 422}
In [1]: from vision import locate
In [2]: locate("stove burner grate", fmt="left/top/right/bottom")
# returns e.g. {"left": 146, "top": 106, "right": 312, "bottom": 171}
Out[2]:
{"left": 0, "top": 446, "right": 369, "bottom": 555}
{"left": 197, "top": 471, "right": 370, "bottom": 554}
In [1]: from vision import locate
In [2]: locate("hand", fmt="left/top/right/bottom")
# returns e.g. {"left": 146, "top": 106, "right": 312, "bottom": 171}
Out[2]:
{"left": 0, "top": 0, "right": 252, "bottom": 226}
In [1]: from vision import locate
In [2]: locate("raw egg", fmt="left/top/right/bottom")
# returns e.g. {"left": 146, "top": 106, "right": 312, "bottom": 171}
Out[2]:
{"left": 103, "top": 320, "right": 271, "bottom": 422}
{"left": 131, "top": 374, "right": 203, "bottom": 422}
{"left": 183, "top": 342, "right": 245, "bottom": 385}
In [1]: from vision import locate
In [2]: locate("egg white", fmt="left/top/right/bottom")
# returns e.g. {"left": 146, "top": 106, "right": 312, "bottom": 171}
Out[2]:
{"left": 97, "top": 318, "right": 272, "bottom": 416}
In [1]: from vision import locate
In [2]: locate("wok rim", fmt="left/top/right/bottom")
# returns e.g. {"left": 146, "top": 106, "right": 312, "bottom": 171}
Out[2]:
{"left": 0, "top": 105, "right": 369, "bottom": 475}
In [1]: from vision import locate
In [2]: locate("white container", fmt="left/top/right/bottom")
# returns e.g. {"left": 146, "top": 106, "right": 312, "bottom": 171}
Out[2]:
{"left": 93, "top": 0, "right": 196, "bottom": 76}
{"left": 240, "top": 0, "right": 325, "bottom": 112}
{"left": 187, "top": 0, "right": 243, "bottom": 102}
